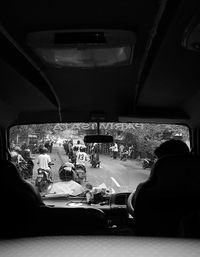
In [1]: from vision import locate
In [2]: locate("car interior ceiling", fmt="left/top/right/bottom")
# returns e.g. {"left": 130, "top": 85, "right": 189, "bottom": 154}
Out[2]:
{"left": 1, "top": 0, "right": 200, "bottom": 242}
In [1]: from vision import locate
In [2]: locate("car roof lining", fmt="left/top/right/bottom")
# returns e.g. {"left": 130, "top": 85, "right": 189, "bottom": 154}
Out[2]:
{"left": 0, "top": 1, "right": 200, "bottom": 127}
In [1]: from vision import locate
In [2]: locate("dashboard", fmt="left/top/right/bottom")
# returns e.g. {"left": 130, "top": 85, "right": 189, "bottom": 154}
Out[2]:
{"left": 43, "top": 192, "right": 130, "bottom": 212}
{"left": 43, "top": 192, "right": 131, "bottom": 227}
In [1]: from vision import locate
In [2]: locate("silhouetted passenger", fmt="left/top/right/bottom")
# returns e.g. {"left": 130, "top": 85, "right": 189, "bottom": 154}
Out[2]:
{"left": 154, "top": 139, "right": 190, "bottom": 159}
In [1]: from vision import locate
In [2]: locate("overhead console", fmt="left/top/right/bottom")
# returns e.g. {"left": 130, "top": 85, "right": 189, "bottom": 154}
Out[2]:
{"left": 26, "top": 30, "right": 136, "bottom": 68}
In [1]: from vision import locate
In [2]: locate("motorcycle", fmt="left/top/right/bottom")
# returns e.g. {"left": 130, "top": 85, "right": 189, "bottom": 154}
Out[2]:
{"left": 19, "top": 149, "right": 34, "bottom": 179}
{"left": 59, "top": 162, "right": 87, "bottom": 185}
{"left": 142, "top": 158, "right": 155, "bottom": 169}
{"left": 17, "top": 159, "right": 34, "bottom": 179}
{"left": 120, "top": 150, "right": 129, "bottom": 161}
{"left": 11, "top": 149, "right": 34, "bottom": 180}
{"left": 90, "top": 153, "right": 100, "bottom": 168}
{"left": 35, "top": 163, "right": 54, "bottom": 193}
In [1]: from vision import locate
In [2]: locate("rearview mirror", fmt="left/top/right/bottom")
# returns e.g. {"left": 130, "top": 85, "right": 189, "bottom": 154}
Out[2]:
{"left": 84, "top": 135, "right": 113, "bottom": 143}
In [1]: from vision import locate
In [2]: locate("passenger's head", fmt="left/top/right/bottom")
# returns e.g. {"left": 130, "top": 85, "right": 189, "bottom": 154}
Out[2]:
{"left": 154, "top": 139, "right": 190, "bottom": 159}
{"left": 77, "top": 140, "right": 80, "bottom": 144}
{"left": 59, "top": 167, "right": 73, "bottom": 181}
{"left": 1, "top": 160, "right": 22, "bottom": 184}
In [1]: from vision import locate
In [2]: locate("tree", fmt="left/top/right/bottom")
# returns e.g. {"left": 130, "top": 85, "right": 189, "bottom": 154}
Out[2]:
{"left": 10, "top": 124, "right": 56, "bottom": 145}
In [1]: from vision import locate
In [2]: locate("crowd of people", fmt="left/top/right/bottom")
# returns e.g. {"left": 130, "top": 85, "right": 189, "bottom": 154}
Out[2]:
{"left": 63, "top": 140, "right": 100, "bottom": 167}
{"left": 109, "top": 142, "right": 134, "bottom": 161}
{"left": 63, "top": 139, "right": 135, "bottom": 162}
{"left": 8, "top": 138, "right": 138, "bottom": 190}
{"left": 8, "top": 137, "right": 191, "bottom": 207}
{"left": 9, "top": 144, "right": 34, "bottom": 180}
{"left": 9, "top": 139, "right": 54, "bottom": 180}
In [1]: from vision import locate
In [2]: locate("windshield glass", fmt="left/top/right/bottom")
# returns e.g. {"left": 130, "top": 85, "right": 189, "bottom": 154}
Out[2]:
{"left": 9, "top": 123, "right": 190, "bottom": 200}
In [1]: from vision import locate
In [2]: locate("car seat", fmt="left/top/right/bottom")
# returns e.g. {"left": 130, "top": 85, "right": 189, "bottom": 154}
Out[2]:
{"left": 0, "top": 160, "right": 109, "bottom": 237}
{"left": 130, "top": 154, "right": 200, "bottom": 237}
{"left": 0, "top": 160, "right": 43, "bottom": 237}
{"left": 179, "top": 211, "right": 200, "bottom": 238}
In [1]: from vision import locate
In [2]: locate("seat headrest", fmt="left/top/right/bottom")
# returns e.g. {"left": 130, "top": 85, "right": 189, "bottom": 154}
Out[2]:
{"left": 150, "top": 155, "right": 200, "bottom": 192}
{"left": 0, "top": 160, "right": 22, "bottom": 185}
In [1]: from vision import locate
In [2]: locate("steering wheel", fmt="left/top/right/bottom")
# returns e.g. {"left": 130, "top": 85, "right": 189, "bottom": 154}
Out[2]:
{"left": 127, "top": 191, "right": 135, "bottom": 217}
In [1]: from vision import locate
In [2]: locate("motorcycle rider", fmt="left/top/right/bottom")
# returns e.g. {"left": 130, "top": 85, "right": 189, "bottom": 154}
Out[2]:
{"left": 47, "top": 166, "right": 85, "bottom": 196}
{"left": 10, "top": 146, "right": 27, "bottom": 179}
{"left": 76, "top": 146, "right": 90, "bottom": 168}
{"left": 90, "top": 143, "right": 100, "bottom": 168}
{"left": 59, "top": 161, "right": 78, "bottom": 182}
{"left": 10, "top": 146, "right": 25, "bottom": 164}
{"left": 21, "top": 148, "right": 34, "bottom": 179}
{"left": 37, "top": 147, "right": 53, "bottom": 182}
{"left": 120, "top": 145, "right": 129, "bottom": 161}
{"left": 76, "top": 146, "right": 90, "bottom": 181}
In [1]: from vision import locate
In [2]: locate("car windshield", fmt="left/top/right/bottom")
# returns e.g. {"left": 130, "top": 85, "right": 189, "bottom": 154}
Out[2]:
{"left": 9, "top": 123, "right": 190, "bottom": 200}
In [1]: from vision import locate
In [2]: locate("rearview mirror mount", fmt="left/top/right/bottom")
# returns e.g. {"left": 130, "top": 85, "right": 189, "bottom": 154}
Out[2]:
{"left": 84, "top": 135, "right": 113, "bottom": 143}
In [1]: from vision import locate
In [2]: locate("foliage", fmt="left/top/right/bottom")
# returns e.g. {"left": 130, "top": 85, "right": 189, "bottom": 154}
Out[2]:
{"left": 10, "top": 124, "right": 55, "bottom": 144}
{"left": 116, "top": 123, "right": 189, "bottom": 158}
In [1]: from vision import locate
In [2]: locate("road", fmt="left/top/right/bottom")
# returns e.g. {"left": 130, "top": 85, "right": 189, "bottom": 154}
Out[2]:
{"left": 31, "top": 146, "right": 150, "bottom": 193}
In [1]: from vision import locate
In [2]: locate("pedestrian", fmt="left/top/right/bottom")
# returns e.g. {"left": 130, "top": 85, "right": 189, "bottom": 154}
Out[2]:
{"left": 49, "top": 140, "right": 53, "bottom": 153}
{"left": 113, "top": 142, "right": 118, "bottom": 159}
{"left": 119, "top": 143, "right": 125, "bottom": 159}
{"left": 63, "top": 140, "right": 68, "bottom": 155}
{"left": 128, "top": 145, "right": 134, "bottom": 159}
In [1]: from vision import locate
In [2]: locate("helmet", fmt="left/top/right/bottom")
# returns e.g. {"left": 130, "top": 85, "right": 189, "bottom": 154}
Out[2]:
{"left": 23, "top": 148, "right": 31, "bottom": 157}
{"left": 80, "top": 146, "right": 86, "bottom": 152}
{"left": 14, "top": 146, "right": 21, "bottom": 153}
{"left": 23, "top": 148, "right": 30, "bottom": 153}
{"left": 43, "top": 147, "right": 48, "bottom": 153}
{"left": 59, "top": 168, "right": 73, "bottom": 181}
{"left": 63, "top": 166, "right": 72, "bottom": 172}
{"left": 63, "top": 162, "right": 75, "bottom": 170}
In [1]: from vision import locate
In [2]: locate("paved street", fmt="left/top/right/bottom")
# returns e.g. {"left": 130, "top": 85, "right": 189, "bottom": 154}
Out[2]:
{"left": 31, "top": 146, "right": 150, "bottom": 193}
